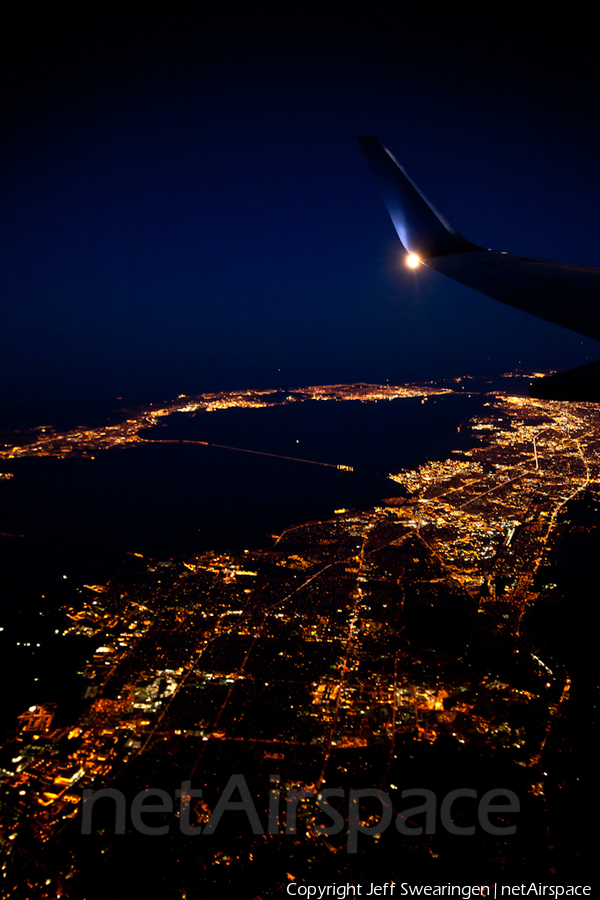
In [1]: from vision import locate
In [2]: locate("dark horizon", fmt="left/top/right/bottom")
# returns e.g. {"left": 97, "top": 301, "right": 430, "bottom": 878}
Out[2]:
{"left": 2, "top": 7, "right": 599, "bottom": 406}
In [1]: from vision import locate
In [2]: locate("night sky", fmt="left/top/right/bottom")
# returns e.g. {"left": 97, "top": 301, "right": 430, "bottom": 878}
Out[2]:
{"left": 2, "top": 6, "right": 599, "bottom": 405}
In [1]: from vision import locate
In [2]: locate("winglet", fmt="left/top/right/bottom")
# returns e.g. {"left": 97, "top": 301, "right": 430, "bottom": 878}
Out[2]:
{"left": 357, "top": 136, "right": 481, "bottom": 259}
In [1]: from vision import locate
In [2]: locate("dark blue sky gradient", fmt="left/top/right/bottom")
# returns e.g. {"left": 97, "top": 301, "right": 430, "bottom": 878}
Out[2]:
{"left": 2, "top": 6, "right": 599, "bottom": 403}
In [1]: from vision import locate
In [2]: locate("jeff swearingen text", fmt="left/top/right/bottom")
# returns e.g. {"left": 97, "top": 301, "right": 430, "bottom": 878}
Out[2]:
{"left": 284, "top": 886, "right": 592, "bottom": 897}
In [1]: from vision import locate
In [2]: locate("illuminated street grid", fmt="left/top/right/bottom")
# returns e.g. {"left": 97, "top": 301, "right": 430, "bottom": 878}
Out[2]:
{"left": 0, "top": 382, "right": 598, "bottom": 890}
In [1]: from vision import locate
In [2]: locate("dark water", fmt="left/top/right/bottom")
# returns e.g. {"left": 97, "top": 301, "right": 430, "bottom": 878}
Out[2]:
{"left": 141, "top": 395, "right": 484, "bottom": 472}
{"left": 0, "top": 395, "right": 487, "bottom": 558}
{"left": 0, "top": 393, "right": 487, "bottom": 724}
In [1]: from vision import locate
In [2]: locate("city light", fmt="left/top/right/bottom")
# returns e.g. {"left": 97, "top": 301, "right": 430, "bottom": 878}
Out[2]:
{"left": 0, "top": 377, "right": 596, "bottom": 888}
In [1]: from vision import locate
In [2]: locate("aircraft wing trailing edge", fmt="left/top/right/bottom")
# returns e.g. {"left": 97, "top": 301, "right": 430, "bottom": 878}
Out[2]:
{"left": 358, "top": 136, "right": 600, "bottom": 401}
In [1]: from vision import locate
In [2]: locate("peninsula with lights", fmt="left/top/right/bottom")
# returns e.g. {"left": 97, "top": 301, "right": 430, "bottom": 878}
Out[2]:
{"left": 0, "top": 377, "right": 597, "bottom": 892}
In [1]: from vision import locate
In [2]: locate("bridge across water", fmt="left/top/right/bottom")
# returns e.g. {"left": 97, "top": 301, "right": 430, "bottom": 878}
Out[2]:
{"left": 143, "top": 437, "right": 354, "bottom": 471}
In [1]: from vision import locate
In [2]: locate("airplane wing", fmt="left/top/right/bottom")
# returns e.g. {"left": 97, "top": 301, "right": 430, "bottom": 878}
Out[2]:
{"left": 358, "top": 136, "right": 600, "bottom": 399}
